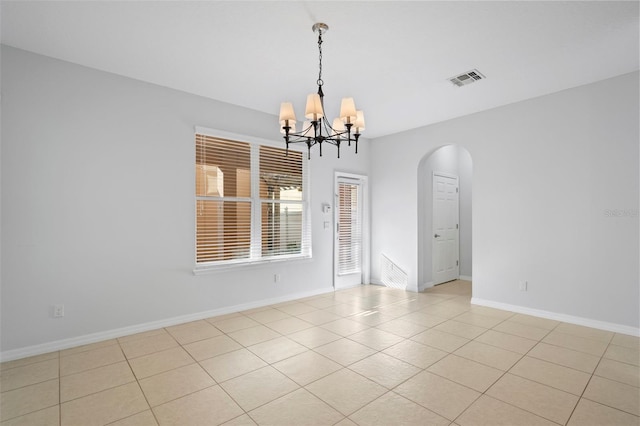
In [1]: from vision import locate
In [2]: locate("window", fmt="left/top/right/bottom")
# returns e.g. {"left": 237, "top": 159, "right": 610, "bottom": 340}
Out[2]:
{"left": 195, "top": 132, "right": 310, "bottom": 269}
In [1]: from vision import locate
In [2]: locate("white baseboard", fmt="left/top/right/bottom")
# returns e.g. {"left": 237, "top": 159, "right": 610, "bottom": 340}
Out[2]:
{"left": 471, "top": 297, "right": 640, "bottom": 337}
{"left": 419, "top": 281, "right": 434, "bottom": 292}
{"left": 459, "top": 275, "right": 472, "bottom": 281}
{"left": 1, "top": 287, "right": 335, "bottom": 362}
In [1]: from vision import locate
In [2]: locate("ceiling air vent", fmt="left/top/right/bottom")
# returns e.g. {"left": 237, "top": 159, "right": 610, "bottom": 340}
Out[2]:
{"left": 449, "top": 69, "right": 485, "bottom": 87}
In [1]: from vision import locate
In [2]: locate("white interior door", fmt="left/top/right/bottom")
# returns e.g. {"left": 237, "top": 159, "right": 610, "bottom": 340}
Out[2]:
{"left": 334, "top": 175, "right": 365, "bottom": 289}
{"left": 432, "top": 173, "right": 459, "bottom": 285}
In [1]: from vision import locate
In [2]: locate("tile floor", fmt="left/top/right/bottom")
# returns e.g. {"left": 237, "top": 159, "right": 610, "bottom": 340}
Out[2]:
{"left": 1, "top": 280, "right": 639, "bottom": 425}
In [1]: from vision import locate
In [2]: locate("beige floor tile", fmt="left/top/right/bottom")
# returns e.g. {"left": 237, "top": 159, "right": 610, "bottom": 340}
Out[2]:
{"left": 117, "top": 328, "right": 168, "bottom": 344}
{"left": 212, "top": 316, "right": 261, "bottom": 333}
{"left": 152, "top": 385, "right": 243, "bottom": 426}
{"left": 423, "top": 304, "right": 469, "bottom": 319}
{"left": 451, "top": 312, "right": 505, "bottom": 329}
{"left": 59, "top": 339, "right": 118, "bottom": 357}
{"left": 411, "top": 329, "right": 470, "bottom": 353}
{"left": 542, "top": 331, "right": 608, "bottom": 356}
{"left": 0, "top": 405, "right": 59, "bottom": 426}
{"left": 297, "top": 310, "right": 342, "bottom": 325}
{"left": 594, "top": 358, "right": 640, "bottom": 387}
{"left": 583, "top": 376, "right": 640, "bottom": 416}
{"left": 119, "top": 333, "right": 179, "bottom": 360}
{"left": 374, "top": 318, "right": 426, "bottom": 338}
{"left": 221, "top": 414, "right": 258, "bottom": 425}
{"left": 453, "top": 341, "right": 522, "bottom": 371}
{"left": 509, "top": 356, "right": 590, "bottom": 395}
{"left": 0, "top": 358, "right": 58, "bottom": 392}
{"left": 492, "top": 321, "right": 550, "bottom": 341}
{"left": 314, "top": 339, "right": 376, "bottom": 366}
{"left": 200, "top": 348, "right": 267, "bottom": 383}
{"left": 274, "top": 302, "right": 318, "bottom": 316}
{"left": 456, "top": 395, "right": 556, "bottom": 426}
{"left": 507, "top": 314, "right": 560, "bottom": 330}
{"left": 61, "top": 361, "right": 135, "bottom": 402}
{"left": 348, "top": 328, "right": 405, "bottom": 351}
{"left": 109, "top": 410, "right": 158, "bottom": 426}
{"left": 334, "top": 418, "right": 358, "bottom": 426}
{"left": 350, "top": 391, "right": 450, "bottom": 426}
{"left": 395, "top": 371, "right": 480, "bottom": 421}
{"left": 527, "top": 342, "right": 600, "bottom": 373}
{"left": 486, "top": 373, "right": 579, "bottom": 424}
{"left": 183, "top": 335, "right": 242, "bottom": 361}
{"left": 265, "top": 317, "right": 313, "bottom": 335}
{"left": 249, "top": 388, "right": 343, "bottom": 425}
{"left": 433, "top": 320, "right": 488, "bottom": 340}
{"left": 247, "top": 336, "right": 308, "bottom": 364}
{"left": 567, "top": 398, "right": 640, "bottom": 426}
{"left": 305, "top": 368, "right": 387, "bottom": 416}
{"left": 287, "top": 327, "right": 342, "bottom": 349}
{"left": 245, "top": 308, "right": 291, "bottom": 324}
{"left": 604, "top": 344, "right": 640, "bottom": 366}
{"left": 227, "top": 325, "right": 281, "bottom": 347}
{"left": 321, "top": 318, "right": 370, "bottom": 337}
{"left": 383, "top": 339, "right": 448, "bottom": 368}
{"left": 128, "top": 346, "right": 194, "bottom": 379}
{"left": 349, "top": 353, "right": 421, "bottom": 389}
{"left": 220, "top": 366, "right": 299, "bottom": 411}
{"left": 401, "top": 311, "right": 448, "bottom": 328}
{"left": 467, "top": 305, "right": 514, "bottom": 320}
{"left": 555, "top": 323, "right": 614, "bottom": 343}
{"left": 303, "top": 297, "right": 342, "bottom": 309}
{"left": 427, "top": 354, "right": 503, "bottom": 392}
{"left": 206, "top": 312, "right": 243, "bottom": 323}
{"left": 612, "top": 333, "right": 640, "bottom": 349}
{"left": 241, "top": 306, "right": 273, "bottom": 315}
{"left": 272, "top": 351, "right": 341, "bottom": 386}
{"left": 0, "top": 352, "right": 58, "bottom": 372}
{"left": 348, "top": 311, "right": 395, "bottom": 327}
{"left": 60, "top": 382, "right": 148, "bottom": 426}
{"left": 0, "top": 380, "right": 58, "bottom": 422}
{"left": 59, "top": 344, "right": 125, "bottom": 376}
{"left": 323, "top": 303, "right": 366, "bottom": 317}
{"left": 138, "top": 363, "right": 215, "bottom": 407}
{"left": 165, "top": 320, "right": 222, "bottom": 345}
{"left": 474, "top": 330, "right": 537, "bottom": 354}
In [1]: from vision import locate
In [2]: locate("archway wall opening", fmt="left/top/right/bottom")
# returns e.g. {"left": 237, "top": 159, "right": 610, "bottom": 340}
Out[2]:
{"left": 417, "top": 145, "right": 472, "bottom": 290}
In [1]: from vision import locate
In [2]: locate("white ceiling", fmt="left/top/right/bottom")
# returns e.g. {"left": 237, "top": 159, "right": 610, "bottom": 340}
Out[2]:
{"left": 1, "top": 1, "right": 638, "bottom": 138}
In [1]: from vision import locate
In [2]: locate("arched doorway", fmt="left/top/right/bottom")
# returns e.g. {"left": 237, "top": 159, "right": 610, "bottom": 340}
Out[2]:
{"left": 417, "top": 145, "right": 473, "bottom": 291}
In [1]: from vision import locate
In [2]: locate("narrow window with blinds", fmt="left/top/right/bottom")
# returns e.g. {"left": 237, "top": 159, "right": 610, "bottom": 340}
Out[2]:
{"left": 337, "top": 181, "right": 362, "bottom": 275}
{"left": 195, "top": 133, "right": 310, "bottom": 268}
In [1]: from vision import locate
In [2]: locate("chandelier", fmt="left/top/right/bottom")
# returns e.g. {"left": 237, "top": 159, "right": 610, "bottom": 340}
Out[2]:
{"left": 279, "top": 23, "right": 365, "bottom": 159}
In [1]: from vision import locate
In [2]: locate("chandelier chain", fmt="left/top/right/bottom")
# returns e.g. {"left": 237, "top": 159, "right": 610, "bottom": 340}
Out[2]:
{"left": 317, "top": 30, "right": 323, "bottom": 87}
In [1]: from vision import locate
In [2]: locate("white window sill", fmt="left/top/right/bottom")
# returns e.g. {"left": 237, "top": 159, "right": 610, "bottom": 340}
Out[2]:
{"left": 193, "top": 254, "right": 313, "bottom": 275}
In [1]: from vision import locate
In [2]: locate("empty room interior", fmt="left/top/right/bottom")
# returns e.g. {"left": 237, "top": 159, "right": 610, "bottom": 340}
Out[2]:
{"left": 0, "top": 1, "right": 638, "bottom": 425}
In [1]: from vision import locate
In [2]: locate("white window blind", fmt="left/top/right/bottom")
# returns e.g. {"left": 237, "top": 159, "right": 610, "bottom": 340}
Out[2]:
{"left": 337, "top": 181, "right": 362, "bottom": 275}
{"left": 195, "top": 133, "right": 310, "bottom": 267}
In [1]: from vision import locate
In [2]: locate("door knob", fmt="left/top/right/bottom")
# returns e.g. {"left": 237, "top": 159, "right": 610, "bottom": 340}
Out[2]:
{"left": 434, "top": 233, "right": 441, "bottom": 238}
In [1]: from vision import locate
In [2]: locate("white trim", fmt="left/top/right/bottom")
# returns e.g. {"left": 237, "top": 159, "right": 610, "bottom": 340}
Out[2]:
{"left": 460, "top": 275, "right": 472, "bottom": 281}
{"left": 419, "top": 281, "right": 434, "bottom": 292}
{"left": 471, "top": 298, "right": 640, "bottom": 337}
{"left": 194, "top": 126, "right": 305, "bottom": 153}
{"left": 1, "top": 287, "right": 334, "bottom": 362}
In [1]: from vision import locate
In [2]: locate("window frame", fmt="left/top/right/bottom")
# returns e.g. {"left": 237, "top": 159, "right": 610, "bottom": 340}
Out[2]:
{"left": 193, "top": 127, "right": 311, "bottom": 274}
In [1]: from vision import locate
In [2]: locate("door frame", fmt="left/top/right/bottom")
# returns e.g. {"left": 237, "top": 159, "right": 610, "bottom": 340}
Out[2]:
{"left": 432, "top": 171, "right": 460, "bottom": 285}
{"left": 334, "top": 172, "right": 370, "bottom": 289}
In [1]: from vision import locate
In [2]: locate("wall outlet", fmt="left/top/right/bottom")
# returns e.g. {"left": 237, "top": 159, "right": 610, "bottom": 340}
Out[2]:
{"left": 519, "top": 281, "right": 528, "bottom": 291}
{"left": 53, "top": 304, "right": 65, "bottom": 318}
{"left": 274, "top": 274, "right": 281, "bottom": 283}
